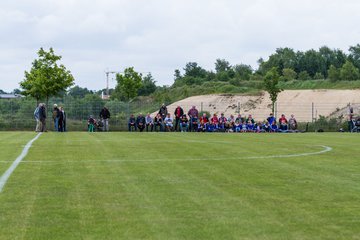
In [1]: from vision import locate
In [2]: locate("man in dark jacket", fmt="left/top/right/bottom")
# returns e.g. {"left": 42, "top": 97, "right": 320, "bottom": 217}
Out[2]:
{"left": 136, "top": 113, "right": 146, "bottom": 132}
{"left": 100, "top": 107, "right": 111, "bottom": 131}
{"left": 158, "top": 104, "right": 168, "bottom": 120}
{"left": 128, "top": 114, "right": 137, "bottom": 132}
{"left": 52, "top": 104, "right": 61, "bottom": 131}
{"left": 39, "top": 103, "right": 47, "bottom": 132}
{"left": 174, "top": 106, "right": 184, "bottom": 132}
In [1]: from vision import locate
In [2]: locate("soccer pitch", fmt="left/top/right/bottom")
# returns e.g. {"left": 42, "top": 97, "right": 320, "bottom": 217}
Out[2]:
{"left": 0, "top": 132, "right": 359, "bottom": 239}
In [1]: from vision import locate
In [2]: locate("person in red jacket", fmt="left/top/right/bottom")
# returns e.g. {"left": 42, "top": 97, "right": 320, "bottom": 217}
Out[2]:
{"left": 174, "top": 106, "right": 184, "bottom": 132}
{"left": 199, "top": 113, "right": 209, "bottom": 132}
{"left": 210, "top": 113, "right": 219, "bottom": 129}
{"left": 278, "top": 114, "right": 288, "bottom": 131}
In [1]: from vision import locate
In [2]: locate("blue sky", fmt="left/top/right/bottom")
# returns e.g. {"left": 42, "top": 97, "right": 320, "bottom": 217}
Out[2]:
{"left": 0, "top": 0, "right": 359, "bottom": 92}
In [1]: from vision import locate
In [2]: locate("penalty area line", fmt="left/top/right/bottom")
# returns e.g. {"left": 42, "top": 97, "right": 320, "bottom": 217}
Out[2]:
{"left": 0, "top": 133, "right": 42, "bottom": 193}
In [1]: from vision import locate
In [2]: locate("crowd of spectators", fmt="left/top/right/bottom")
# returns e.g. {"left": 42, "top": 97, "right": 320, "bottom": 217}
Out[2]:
{"left": 127, "top": 104, "right": 299, "bottom": 133}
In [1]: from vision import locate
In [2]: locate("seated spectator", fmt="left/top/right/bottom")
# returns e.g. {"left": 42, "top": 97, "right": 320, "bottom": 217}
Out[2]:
{"left": 227, "top": 114, "right": 235, "bottom": 132}
{"left": 154, "top": 113, "right": 164, "bottom": 132}
{"left": 267, "top": 113, "right": 276, "bottom": 125}
{"left": 207, "top": 123, "right": 216, "bottom": 132}
{"left": 128, "top": 114, "right": 137, "bottom": 132}
{"left": 190, "top": 116, "right": 198, "bottom": 132}
{"left": 247, "top": 121, "right": 255, "bottom": 132}
{"left": 246, "top": 114, "right": 255, "bottom": 124}
{"left": 235, "top": 114, "right": 244, "bottom": 124}
{"left": 136, "top": 113, "right": 146, "bottom": 132}
{"left": 88, "top": 115, "right": 96, "bottom": 132}
{"left": 210, "top": 113, "right": 219, "bottom": 129}
{"left": 254, "top": 121, "right": 263, "bottom": 133}
{"left": 218, "top": 113, "right": 227, "bottom": 130}
{"left": 263, "top": 121, "right": 271, "bottom": 132}
{"left": 179, "top": 114, "right": 189, "bottom": 132}
{"left": 279, "top": 114, "right": 288, "bottom": 131}
{"left": 145, "top": 113, "right": 154, "bottom": 132}
{"left": 164, "top": 113, "right": 174, "bottom": 131}
{"left": 241, "top": 121, "right": 247, "bottom": 132}
{"left": 234, "top": 117, "right": 242, "bottom": 132}
{"left": 199, "top": 113, "right": 209, "bottom": 132}
{"left": 271, "top": 121, "right": 279, "bottom": 132}
{"left": 288, "top": 114, "right": 298, "bottom": 131}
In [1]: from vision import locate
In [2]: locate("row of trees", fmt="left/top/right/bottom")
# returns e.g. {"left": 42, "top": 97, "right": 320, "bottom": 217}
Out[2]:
{"left": 173, "top": 45, "right": 360, "bottom": 87}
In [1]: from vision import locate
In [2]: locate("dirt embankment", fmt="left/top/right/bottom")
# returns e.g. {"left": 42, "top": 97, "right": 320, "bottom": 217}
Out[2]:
{"left": 161, "top": 90, "right": 360, "bottom": 122}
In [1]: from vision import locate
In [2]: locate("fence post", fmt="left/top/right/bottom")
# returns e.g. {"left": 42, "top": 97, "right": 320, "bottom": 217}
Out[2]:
{"left": 312, "top": 102, "right": 314, "bottom": 123}
{"left": 201, "top": 102, "right": 203, "bottom": 112}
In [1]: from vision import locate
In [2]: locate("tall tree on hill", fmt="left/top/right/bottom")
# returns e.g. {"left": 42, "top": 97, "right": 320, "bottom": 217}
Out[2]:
{"left": 183, "top": 62, "right": 207, "bottom": 78}
{"left": 114, "top": 67, "right": 142, "bottom": 101}
{"left": 215, "top": 59, "right": 232, "bottom": 73}
{"left": 264, "top": 67, "right": 282, "bottom": 114}
{"left": 233, "top": 64, "right": 253, "bottom": 80}
{"left": 138, "top": 73, "right": 157, "bottom": 96}
{"left": 348, "top": 44, "right": 360, "bottom": 70}
{"left": 340, "top": 61, "right": 360, "bottom": 80}
{"left": 20, "top": 47, "right": 74, "bottom": 105}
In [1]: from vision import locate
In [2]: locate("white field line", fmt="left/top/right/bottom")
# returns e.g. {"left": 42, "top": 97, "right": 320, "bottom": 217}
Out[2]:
{"left": 13, "top": 145, "right": 332, "bottom": 164}
{"left": 0, "top": 133, "right": 42, "bottom": 193}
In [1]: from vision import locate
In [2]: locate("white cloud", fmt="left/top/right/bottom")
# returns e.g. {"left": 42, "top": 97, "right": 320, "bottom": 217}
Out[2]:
{"left": 0, "top": 0, "right": 360, "bottom": 91}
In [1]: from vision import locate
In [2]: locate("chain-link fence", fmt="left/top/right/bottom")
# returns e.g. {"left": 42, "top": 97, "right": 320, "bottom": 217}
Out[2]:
{"left": 0, "top": 97, "right": 359, "bottom": 132}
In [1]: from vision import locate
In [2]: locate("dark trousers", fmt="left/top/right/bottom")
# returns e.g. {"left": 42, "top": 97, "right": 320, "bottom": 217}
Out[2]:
{"left": 175, "top": 117, "right": 180, "bottom": 131}
{"left": 146, "top": 123, "right": 153, "bottom": 132}
{"left": 128, "top": 123, "right": 137, "bottom": 132}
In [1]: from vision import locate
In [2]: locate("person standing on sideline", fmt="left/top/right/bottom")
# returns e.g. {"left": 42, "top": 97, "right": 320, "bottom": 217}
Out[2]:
{"left": 100, "top": 106, "right": 110, "bottom": 131}
{"left": 158, "top": 103, "right": 168, "bottom": 120}
{"left": 174, "top": 106, "right": 184, "bottom": 131}
{"left": 60, "top": 106, "right": 67, "bottom": 132}
{"left": 348, "top": 107, "right": 354, "bottom": 132}
{"left": 52, "top": 104, "right": 61, "bottom": 131}
{"left": 39, "top": 103, "right": 47, "bottom": 132}
{"left": 58, "top": 106, "right": 64, "bottom": 132}
{"left": 188, "top": 106, "right": 199, "bottom": 131}
{"left": 34, "top": 103, "right": 40, "bottom": 132}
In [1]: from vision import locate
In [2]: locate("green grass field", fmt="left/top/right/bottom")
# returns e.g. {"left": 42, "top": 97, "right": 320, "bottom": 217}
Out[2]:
{"left": 0, "top": 132, "right": 359, "bottom": 239}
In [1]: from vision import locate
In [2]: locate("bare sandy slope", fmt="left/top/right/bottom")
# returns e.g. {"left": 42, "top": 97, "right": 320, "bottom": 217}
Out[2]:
{"left": 161, "top": 90, "right": 360, "bottom": 122}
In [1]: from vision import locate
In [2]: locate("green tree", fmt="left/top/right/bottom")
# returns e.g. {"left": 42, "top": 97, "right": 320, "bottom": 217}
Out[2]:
{"left": 12, "top": 89, "right": 22, "bottom": 94}
{"left": 68, "top": 86, "right": 93, "bottom": 98}
{"left": 348, "top": 44, "right": 360, "bottom": 69}
{"left": 328, "top": 65, "right": 340, "bottom": 82}
{"left": 258, "top": 48, "right": 297, "bottom": 75}
{"left": 313, "top": 72, "right": 324, "bottom": 80}
{"left": 138, "top": 73, "right": 157, "bottom": 96}
{"left": 264, "top": 68, "right": 282, "bottom": 113}
{"left": 114, "top": 67, "right": 142, "bottom": 101}
{"left": 20, "top": 48, "right": 74, "bottom": 104}
{"left": 340, "top": 60, "right": 360, "bottom": 80}
{"left": 297, "top": 71, "right": 311, "bottom": 80}
{"left": 183, "top": 62, "right": 207, "bottom": 78}
{"left": 174, "top": 69, "right": 182, "bottom": 80}
{"left": 281, "top": 68, "right": 297, "bottom": 81}
{"left": 233, "top": 64, "right": 253, "bottom": 80}
{"left": 215, "top": 59, "right": 231, "bottom": 73}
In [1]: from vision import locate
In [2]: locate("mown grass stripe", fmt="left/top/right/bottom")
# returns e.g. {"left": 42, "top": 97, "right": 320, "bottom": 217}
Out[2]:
{"left": 0, "top": 133, "right": 42, "bottom": 193}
